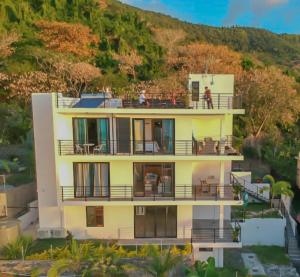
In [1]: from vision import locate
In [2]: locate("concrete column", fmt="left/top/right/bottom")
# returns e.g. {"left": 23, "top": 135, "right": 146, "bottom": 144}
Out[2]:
{"left": 219, "top": 116, "right": 226, "bottom": 154}
{"left": 219, "top": 205, "right": 224, "bottom": 238}
{"left": 219, "top": 161, "right": 225, "bottom": 198}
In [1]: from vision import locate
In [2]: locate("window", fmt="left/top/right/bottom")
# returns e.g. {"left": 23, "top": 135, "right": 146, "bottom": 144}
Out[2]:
{"left": 74, "top": 163, "right": 110, "bottom": 198}
{"left": 86, "top": 206, "right": 104, "bottom": 227}
{"left": 199, "top": 248, "right": 213, "bottom": 252}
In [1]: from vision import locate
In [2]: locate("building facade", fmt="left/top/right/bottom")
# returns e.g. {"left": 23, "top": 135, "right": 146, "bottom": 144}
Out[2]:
{"left": 32, "top": 74, "right": 244, "bottom": 267}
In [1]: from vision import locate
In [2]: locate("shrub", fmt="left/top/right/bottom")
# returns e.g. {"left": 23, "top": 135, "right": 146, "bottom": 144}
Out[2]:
{"left": 1, "top": 236, "right": 33, "bottom": 259}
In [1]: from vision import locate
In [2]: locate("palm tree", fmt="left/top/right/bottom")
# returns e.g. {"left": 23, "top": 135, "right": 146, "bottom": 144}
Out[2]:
{"left": 263, "top": 174, "right": 294, "bottom": 207}
{"left": 143, "top": 248, "right": 182, "bottom": 277}
{"left": 48, "top": 240, "right": 127, "bottom": 277}
{"left": 47, "top": 239, "right": 95, "bottom": 277}
{"left": 185, "top": 257, "right": 219, "bottom": 277}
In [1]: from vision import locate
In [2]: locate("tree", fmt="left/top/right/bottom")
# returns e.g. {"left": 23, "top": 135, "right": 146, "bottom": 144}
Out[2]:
{"left": 6, "top": 71, "right": 68, "bottom": 103}
{"left": 0, "top": 103, "right": 31, "bottom": 144}
{"left": 168, "top": 43, "right": 243, "bottom": 79}
{"left": 53, "top": 61, "right": 102, "bottom": 97}
{"left": 47, "top": 239, "right": 95, "bottom": 277}
{"left": 35, "top": 20, "right": 99, "bottom": 57}
{"left": 240, "top": 67, "right": 300, "bottom": 140}
{"left": 112, "top": 49, "right": 142, "bottom": 79}
{"left": 0, "top": 32, "right": 19, "bottom": 59}
{"left": 185, "top": 257, "right": 219, "bottom": 277}
{"left": 263, "top": 174, "right": 294, "bottom": 207}
{"left": 152, "top": 27, "right": 186, "bottom": 52}
{"left": 143, "top": 248, "right": 182, "bottom": 277}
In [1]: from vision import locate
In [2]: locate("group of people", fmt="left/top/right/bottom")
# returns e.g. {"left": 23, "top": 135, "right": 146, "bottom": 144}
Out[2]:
{"left": 139, "top": 86, "right": 214, "bottom": 109}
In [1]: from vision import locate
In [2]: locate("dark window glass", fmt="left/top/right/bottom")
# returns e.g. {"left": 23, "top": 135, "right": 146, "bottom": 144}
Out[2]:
{"left": 86, "top": 206, "right": 104, "bottom": 227}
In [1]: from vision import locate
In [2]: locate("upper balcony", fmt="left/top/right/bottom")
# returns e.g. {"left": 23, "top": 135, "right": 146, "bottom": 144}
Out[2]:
{"left": 58, "top": 136, "right": 242, "bottom": 158}
{"left": 55, "top": 93, "right": 244, "bottom": 115}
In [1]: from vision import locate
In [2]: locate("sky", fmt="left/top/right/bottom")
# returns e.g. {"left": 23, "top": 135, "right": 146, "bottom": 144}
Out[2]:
{"left": 120, "top": 0, "right": 300, "bottom": 34}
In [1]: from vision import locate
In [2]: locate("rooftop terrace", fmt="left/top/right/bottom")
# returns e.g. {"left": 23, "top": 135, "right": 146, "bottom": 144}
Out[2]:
{"left": 56, "top": 92, "right": 243, "bottom": 110}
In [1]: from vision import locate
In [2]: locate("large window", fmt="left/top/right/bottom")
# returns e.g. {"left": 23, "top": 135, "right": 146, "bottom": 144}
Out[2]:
{"left": 73, "top": 118, "right": 110, "bottom": 153}
{"left": 86, "top": 206, "right": 104, "bottom": 227}
{"left": 133, "top": 163, "right": 174, "bottom": 197}
{"left": 74, "top": 163, "right": 110, "bottom": 198}
{"left": 132, "top": 119, "right": 174, "bottom": 154}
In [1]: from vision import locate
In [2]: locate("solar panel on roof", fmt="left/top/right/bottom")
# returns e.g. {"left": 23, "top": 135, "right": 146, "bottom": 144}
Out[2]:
{"left": 72, "top": 98, "right": 105, "bottom": 108}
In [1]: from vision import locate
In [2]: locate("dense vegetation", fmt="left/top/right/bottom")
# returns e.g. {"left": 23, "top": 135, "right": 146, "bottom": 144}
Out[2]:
{"left": 0, "top": 0, "right": 300, "bottom": 184}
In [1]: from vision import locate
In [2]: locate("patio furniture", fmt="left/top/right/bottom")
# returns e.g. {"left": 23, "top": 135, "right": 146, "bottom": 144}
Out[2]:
{"left": 200, "top": 180, "right": 210, "bottom": 194}
{"left": 145, "top": 183, "right": 153, "bottom": 196}
{"left": 93, "top": 143, "right": 106, "bottom": 154}
{"left": 203, "top": 137, "right": 218, "bottom": 154}
{"left": 75, "top": 144, "right": 84, "bottom": 154}
{"left": 83, "top": 143, "right": 94, "bottom": 154}
{"left": 145, "top": 141, "right": 160, "bottom": 153}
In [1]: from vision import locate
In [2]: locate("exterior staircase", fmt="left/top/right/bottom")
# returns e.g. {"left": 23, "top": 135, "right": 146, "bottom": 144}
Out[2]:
{"left": 282, "top": 203, "right": 300, "bottom": 267}
{"left": 230, "top": 173, "right": 269, "bottom": 203}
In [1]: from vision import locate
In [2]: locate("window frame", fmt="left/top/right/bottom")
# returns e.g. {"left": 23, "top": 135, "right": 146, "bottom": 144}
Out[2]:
{"left": 86, "top": 206, "right": 104, "bottom": 227}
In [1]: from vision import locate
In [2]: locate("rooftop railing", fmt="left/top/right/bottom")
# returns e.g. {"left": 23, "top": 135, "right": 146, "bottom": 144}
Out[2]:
{"left": 60, "top": 184, "right": 241, "bottom": 202}
{"left": 55, "top": 93, "right": 243, "bottom": 110}
{"left": 58, "top": 137, "right": 240, "bottom": 156}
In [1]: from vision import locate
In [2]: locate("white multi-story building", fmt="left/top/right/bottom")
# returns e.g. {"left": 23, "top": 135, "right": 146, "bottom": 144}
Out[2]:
{"left": 32, "top": 74, "right": 244, "bottom": 266}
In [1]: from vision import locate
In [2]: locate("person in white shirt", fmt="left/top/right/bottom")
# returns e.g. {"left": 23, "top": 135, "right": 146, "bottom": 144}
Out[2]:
{"left": 139, "top": 90, "right": 146, "bottom": 105}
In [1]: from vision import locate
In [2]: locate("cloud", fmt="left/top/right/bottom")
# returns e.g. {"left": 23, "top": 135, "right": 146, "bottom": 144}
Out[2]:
{"left": 223, "top": 0, "right": 290, "bottom": 26}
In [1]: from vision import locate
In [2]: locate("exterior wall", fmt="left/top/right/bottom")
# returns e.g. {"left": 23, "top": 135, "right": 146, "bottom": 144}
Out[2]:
{"left": 64, "top": 205, "right": 134, "bottom": 239}
{"left": 192, "top": 161, "right": 231, "bottom": 184}
{"left": 32, "top": 94, "right": 62, "bottom": 229}
{"left": 177, "top": 205, "right": 193, "bottom": 239}
{"left": 17, "top": 200, "right": 39, "bottom": 230}
{"left": 188, "top": 74, "right": 234, "bottom": 95}
{"left": 0, "top": 219, "right": 20, "bottom": 247}
{"left": 64, "top": 205, "right": 193, "bottom": 240}
{"left": 193, "top": 206, "right": 231, "bottom": 220}
{"left": 240, "top": 218, "right": 286, "bottom": 246}
{"left": 192, "top": 115, "right": 232, "bottom": 139}
{"left": 0, "top": 183, "right": 37, "bottom": 218}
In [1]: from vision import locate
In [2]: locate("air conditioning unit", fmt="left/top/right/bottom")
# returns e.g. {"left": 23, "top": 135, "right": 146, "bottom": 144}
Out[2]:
{"left": 37, "top": 229, "right": 51, "bottom": 239}
{"left": 136, "top": 206, "right": 145, "bottom": 216}
{"left": 37, "top": 228, "right": 66, "bottom": 239}
{"left": 51, "top": 229, "right": 66, "bottom": 238}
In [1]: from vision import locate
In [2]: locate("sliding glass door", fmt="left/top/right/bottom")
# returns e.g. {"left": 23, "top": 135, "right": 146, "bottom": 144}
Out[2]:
{"left": 132, "top": 119, "right": 174, "bottom": 154}
{"left": 134, "top": 206, "right": 177, "bottom": 238}
{"left": 133, "top": 163, "right": 175, "bottom": 197}
{"left": 73, "top": 163, "right": 110, "bottom": 198}
{"left": 73, "top": 118, "right": 110, "bottom": 153}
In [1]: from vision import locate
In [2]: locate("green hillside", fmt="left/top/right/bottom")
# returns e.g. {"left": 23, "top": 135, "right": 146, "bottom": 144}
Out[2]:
{"left": 0, "top": 0, "right": 300, "bottom": 78}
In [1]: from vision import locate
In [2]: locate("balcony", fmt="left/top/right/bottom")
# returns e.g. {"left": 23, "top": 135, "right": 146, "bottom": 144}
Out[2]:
{"left": 56, "top": 93, "right": 242, "bottom": 110}
{"left": 60, "top": 184, "right": 241, "bottom": 202}
{"left": 58, "top": 136, "right": 240, "bottom": 156}
{"left": 191, "top": 220, "right": 241, "bottom": 244}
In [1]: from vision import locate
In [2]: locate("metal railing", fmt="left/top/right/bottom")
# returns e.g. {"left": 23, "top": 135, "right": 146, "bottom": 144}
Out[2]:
{"left": 61, "top": 184, "right": 240, "bottom": 201}
{"left": 191, "top": 221, "right": 241, "bottom": 243}
{"left": 58, "top": 137, "right": 240, "bottom": 156}
{"left": 230, "top": 173, "right": 270, "bottom": 203}
{"left": 56, "top": 93, "right": 243, "bottom": 110}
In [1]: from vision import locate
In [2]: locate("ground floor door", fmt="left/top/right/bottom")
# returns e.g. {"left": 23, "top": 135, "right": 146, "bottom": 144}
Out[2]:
{"left": 134, "top": 206, "right": 177, "bottom": 238}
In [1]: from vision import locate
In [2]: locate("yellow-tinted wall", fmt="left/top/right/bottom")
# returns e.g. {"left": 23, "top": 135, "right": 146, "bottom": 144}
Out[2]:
{"left": 64, "top": 205, "right": 193, "bottom": 240}
{"left": 64, "top": 205, "right": 134, "bottom": 239}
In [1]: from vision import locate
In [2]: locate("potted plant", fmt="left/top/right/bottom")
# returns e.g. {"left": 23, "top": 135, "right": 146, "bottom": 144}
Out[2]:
{"left": 233, "top": 183, "right": 242, "bottom": 200}
{"left": 232, "top": 227, "right": 240, "bottom": 242}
